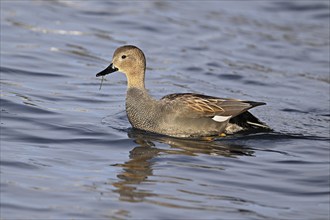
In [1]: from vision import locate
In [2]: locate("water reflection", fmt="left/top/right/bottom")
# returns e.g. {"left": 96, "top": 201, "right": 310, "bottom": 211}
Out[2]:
{"left": 112, "top": 129, "right": 254, "bottom": 202}
{"left": 127, "top": 128, "right": 255, "bottom": 157}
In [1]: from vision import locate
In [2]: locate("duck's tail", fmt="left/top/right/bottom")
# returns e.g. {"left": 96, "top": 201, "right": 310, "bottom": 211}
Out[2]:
{"left": 225, "top": 111, "right": 271, "bottom": 134}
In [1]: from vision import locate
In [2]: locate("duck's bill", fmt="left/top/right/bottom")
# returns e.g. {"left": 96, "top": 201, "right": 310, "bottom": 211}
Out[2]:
{"left": 96, "top": 63, "right": 118, "bottom": 77}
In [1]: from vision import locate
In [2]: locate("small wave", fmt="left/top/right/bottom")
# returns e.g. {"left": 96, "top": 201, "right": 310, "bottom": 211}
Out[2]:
{"left": 0, "top": 66, "right": 66, "bottom": 78}
{"left": 223, "top": 131, "right": 330, "bottom": 142}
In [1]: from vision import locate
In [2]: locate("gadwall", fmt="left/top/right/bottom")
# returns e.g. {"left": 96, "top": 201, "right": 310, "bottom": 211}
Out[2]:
{"left": 96, "top": 45, "right": 270, "bottom": 138}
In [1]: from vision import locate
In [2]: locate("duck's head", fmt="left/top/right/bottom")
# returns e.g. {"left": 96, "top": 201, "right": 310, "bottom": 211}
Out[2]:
{"left": 96, "top": 45, "right": 146, "bottom": 86}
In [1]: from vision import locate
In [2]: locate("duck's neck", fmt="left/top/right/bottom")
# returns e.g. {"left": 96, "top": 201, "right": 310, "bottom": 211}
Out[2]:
{"left": 126, "top": 72, "right": 145, "bottom": 89}
{"left": 126, "top": 86, "right": 152, "bottom": 101}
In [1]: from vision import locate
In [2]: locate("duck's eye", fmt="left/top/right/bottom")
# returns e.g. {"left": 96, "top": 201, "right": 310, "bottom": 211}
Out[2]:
{"left": 121, "top": 55, "right": 127, "bottom": 59}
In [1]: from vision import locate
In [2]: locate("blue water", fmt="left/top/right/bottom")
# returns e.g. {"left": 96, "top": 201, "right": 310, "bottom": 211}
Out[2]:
{"left": 1, "top": 1, "right": 329, "bottom": 219}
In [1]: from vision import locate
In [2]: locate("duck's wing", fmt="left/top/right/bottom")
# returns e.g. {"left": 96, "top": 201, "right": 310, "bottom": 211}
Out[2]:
{"left": 161, "top": 93, "right": 265, "bottom": 121}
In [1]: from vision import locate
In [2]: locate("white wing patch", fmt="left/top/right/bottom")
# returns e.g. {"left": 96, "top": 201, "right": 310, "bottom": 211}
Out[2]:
{"left": 212, "top": 115, "right": 231, "bottom": 122}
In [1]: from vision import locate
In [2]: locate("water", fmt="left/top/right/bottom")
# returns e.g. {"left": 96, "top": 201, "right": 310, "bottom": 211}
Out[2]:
{"left": 1, "top": 1, "right": 329, "bottom": 219}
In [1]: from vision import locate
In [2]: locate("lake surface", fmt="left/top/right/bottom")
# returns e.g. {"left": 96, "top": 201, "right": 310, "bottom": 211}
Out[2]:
{"left": 1, "top": 1, "right": 329, "bottom": 219}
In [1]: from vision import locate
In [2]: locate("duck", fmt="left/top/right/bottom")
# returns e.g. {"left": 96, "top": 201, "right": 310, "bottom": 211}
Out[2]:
{"left": 96, "top": 45, "right": 270, "bottom": 138}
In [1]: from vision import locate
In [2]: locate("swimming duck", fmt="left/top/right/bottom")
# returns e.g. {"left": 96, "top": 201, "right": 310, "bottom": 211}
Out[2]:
{"left": 96, "top": 45, "right": 270, "bottom": 138}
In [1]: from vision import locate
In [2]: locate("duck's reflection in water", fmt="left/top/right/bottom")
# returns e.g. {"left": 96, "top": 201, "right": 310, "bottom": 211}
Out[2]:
{"left": 112, "top": 129, "right": 254, "bottom": 202}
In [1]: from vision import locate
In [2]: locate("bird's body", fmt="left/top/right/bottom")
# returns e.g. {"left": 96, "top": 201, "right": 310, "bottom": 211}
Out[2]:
{"left": 96, "top": 45, "right": 270, "bottom": 138}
